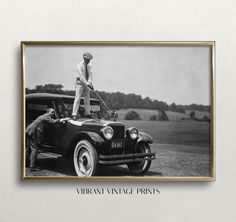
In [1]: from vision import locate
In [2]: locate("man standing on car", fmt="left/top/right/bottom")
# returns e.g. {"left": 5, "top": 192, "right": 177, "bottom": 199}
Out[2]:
{"left": 26, "top": 108, "right": 60, "bottom": 171}
{"left": 72, "top": 52, "right": 94, "bottom": 120}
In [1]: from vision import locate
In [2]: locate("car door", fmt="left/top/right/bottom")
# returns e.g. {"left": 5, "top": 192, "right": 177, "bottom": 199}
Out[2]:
{"left": 47, "top": 99, "right": 68, "bottom": 150}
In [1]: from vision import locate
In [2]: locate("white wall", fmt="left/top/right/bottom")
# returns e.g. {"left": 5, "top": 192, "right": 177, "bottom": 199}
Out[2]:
{"left": 0, "top": 0, "right": 235, "bottom": 221}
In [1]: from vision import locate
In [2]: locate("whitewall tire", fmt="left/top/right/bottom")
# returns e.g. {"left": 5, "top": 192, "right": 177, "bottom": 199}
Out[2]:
{"left": 73, "top": 140, "right": 98, "bottom": 177}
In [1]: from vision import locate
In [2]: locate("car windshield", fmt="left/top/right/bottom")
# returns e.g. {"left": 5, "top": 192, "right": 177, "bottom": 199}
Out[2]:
{"left": 27, "top": 100, "right": 54, "bottom": 121}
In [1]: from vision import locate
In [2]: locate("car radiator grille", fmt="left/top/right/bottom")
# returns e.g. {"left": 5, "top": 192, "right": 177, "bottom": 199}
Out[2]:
{"left": 110, "top": 125, "right": 125, "bottom": 140}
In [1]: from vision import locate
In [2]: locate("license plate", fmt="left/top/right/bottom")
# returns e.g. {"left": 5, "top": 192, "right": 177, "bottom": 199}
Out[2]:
{"left": 111, "top": 140, "right": 123, "bottom": 148}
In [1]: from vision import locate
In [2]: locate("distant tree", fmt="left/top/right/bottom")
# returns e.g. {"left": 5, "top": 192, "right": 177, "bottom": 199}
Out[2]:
{"left": 35, "top": 85, "right": 45, "bottom": 92}
{"left": 157, "top": 110, "right": 169, "bottom": 121}
{"left": 201, "top": 115, "right": 210, "bottom": 122}
{"left": 149, "top": 115, "right": 157, "bottom": 121}
{"left": 152, "top": 99, "right": 160, "bottom": 110}
{"left": 123, "top": 94, "right": 143, "bottom": 109}
{"left": 26, "top": 84, "right": 209, "bottom": 113}
{"left": 169, "top": 103, "right": 186, "bottom": 113}
{"left": 169, "top": 103, "right": 177, "bottom": 112}
{"left": 35, "top": 84, "right": 64, "bottom": 93}
{"left": 176, "top": 105, "right": 186, "bottom": 113}
{"left": 64, "top": 89, "right": 75, "bottom": 96}
{"left": 159, "top": 101, "right": 169, "bottom": 111}
{"left": 26, "top": 87, "right": 36, "bottom": 94}
{"left": 142, "top": 97, "right": 153, "bottom": 109}
{"left": 189, "top": 111, "right": 196, "bottom": 119}
{"left": 183, "top": 104, "right": 210, "bottom": 112}
{"left": 110, "top": 92, "right": 125, "bottom": 109}
{"left": 124, "top": 111, "right": 141, "bottom": 120}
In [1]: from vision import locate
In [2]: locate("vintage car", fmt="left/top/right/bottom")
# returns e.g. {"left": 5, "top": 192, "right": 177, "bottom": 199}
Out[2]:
{"left": 25, "top": 93, "right": 156, "bottom": 176}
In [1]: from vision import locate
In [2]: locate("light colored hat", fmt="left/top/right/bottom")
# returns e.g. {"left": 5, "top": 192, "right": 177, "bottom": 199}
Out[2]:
{"left": 83, "top": 52, "right": 93, "bottom": 60}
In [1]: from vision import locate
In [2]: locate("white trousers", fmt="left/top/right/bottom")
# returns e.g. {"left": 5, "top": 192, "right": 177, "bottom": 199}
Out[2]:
{"left": 72, "top": 83, "right": 91, "bottom": 116}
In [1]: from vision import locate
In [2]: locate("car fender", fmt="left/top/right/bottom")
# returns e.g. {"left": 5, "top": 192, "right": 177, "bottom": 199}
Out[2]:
{"left": 86, "top": 131, "right": 104, "bottom": 145}
{"left": 137, "top": 132, "right": 153, "bottom": 144}
{"left": 66, "top": 131, "right": 104, "bottom": 156}
{"left": 75, "top": 131, "right": 104, "bottom": 145}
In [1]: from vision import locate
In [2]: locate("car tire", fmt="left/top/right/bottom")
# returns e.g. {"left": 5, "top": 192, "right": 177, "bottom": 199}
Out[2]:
{"left": 127, "top": 142, "right": 151, "bottom": 175}
{"left": 73, "top": 140, "right": 98, "bottom": 176}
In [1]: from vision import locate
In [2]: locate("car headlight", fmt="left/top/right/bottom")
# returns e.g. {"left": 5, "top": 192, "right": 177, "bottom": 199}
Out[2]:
{"left": 128, "top": 127, "right": 138, "bottom": 140}
{"left": 101, "top": 126, "right": 114, "bottom": 140}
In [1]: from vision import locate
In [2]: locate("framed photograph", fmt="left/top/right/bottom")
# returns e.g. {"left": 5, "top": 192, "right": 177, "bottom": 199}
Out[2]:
{"left": 21, "top": 41, "right": 215, "bottom": 181}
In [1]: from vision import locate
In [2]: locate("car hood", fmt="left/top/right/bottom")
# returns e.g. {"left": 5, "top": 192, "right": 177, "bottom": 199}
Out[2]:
{"left": 67, "top": 118, "right": 124, "bottom": 127}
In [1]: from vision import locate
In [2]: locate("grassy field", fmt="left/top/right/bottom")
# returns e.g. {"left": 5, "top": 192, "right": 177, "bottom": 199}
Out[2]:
{"left": 116, "top": 108, "right": 211, "bottom": 148}
{"left": 122, "top": 120, "right": 210, "bottom": 148}
{"left": 150, "top": 143, "right": 210, "bottom": 176}
{"left": 121, "top": 117, "right": 211, "bottom": 176}
{"left": 116, "top": 108, "right": 210, "bottom": 121}
{"left": 26, "top": 143, "right": 210, "bottom": 176}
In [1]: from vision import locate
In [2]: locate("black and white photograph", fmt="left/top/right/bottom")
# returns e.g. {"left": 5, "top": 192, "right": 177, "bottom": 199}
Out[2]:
{"left": 22, "top": 41, "right": 214, "bottom": 180}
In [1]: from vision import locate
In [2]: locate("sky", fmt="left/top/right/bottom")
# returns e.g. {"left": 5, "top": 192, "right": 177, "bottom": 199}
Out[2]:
{"left": 25, "top": 45, "right": 211, "bottom": 105}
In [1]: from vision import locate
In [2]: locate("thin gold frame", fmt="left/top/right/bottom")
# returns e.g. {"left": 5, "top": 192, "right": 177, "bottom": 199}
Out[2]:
{"left": 21, "top": 41, "right": 215, "bottom": 181}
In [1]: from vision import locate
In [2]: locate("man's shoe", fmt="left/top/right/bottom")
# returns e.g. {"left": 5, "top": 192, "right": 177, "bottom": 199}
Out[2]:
{"left": 71, "top": 115, "right": 78, "bottom": 121}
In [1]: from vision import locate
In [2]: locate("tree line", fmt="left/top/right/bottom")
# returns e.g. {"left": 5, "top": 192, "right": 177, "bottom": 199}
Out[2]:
{"left": 26, "top": 84, "right": 210, "bottom": 112}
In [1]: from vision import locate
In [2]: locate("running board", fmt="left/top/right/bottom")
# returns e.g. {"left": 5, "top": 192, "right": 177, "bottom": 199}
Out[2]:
{"left": 39, "top": 151, "right": 63, "bottom": 159}
{"left": 37, "top": 144, "right": 63, "bottom": 159}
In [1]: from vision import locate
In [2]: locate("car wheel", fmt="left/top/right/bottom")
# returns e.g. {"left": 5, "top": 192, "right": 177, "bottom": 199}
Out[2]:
{"left": 127, "top": 142, "right": 151, "bottom": 175}
{"left": 73, "top": 140, "right": 98, "bottom": 177}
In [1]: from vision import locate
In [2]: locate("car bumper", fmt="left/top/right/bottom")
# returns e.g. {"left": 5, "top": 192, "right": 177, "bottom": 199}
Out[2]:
{"left": 98, "top": 152, "right": 156, "bottom": 165}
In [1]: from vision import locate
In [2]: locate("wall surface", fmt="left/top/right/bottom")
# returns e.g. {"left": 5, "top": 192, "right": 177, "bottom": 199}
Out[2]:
{"left": 0, "top": 0, "right": 235, "bottom": 221}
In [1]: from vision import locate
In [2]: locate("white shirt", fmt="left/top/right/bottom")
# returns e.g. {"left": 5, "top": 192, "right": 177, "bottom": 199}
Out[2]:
{"left": 76, "top": 61, "right": 93, "bottom": 86}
